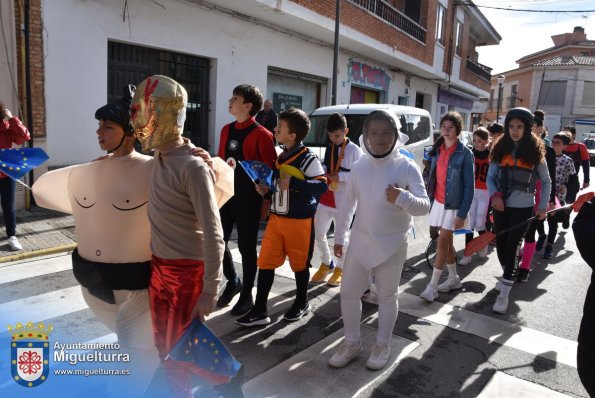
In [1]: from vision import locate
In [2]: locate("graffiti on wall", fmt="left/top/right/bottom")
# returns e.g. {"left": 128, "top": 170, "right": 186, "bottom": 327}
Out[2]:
{"left": 347, "top": 58, "right": 391, "bottom": 92}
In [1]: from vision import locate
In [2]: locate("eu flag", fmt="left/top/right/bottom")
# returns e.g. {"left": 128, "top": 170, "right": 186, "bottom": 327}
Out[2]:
{"left": 0, "top": 148, "right": 49, "bottom": 180}
{"left": 167, "top": 319, "right": 242, "bottom": 385}
{"left": 238, "top": 160, "right": 276, "bottom": 191}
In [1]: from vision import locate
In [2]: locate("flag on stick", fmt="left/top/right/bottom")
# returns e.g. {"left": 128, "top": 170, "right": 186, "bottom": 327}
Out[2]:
{"left": 166, "top": 319, "right": 242, "bottom": 385}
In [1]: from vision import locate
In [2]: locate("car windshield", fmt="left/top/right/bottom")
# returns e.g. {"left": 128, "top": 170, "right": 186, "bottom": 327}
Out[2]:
{"left": 584, "top": 139, "right": 595, "bottom": 149}
{"left": 306, "top": 115, "right": 367, "bottom": 146}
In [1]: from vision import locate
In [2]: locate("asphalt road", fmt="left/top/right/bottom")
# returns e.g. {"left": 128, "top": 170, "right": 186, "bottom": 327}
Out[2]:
{"left": 0, "top": 179, "right": 592, "bottom": 397}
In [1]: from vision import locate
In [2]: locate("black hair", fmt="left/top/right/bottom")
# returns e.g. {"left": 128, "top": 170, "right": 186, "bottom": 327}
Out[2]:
{"left": 279, "top": 108, "right": 310, "bottom": 142}
{"left": 487, "top": 123, "right": 504, "bottom": 134}
{"left": 327, "top": 112, "right": 347, "bottom": 132}
{"left": 563, "top": 125, "right": 577, "bottom": 135}
{"left": 533, "top": 110, "right": 545, "bottom": 127}
{"left": 233, "top": 84, "right": 264, "bottom": 117}
{"left": 95, "top": 85, "right": 136, "bottom": 135}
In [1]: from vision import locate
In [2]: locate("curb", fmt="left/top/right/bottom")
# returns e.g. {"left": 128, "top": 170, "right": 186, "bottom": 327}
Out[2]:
{"left": 0, "top": 243, "right": 77, "bottom": 264}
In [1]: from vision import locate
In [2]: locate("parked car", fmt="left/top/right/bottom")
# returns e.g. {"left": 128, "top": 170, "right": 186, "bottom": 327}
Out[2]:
{"left": 306, "top": 104, "right": 433, "bottom": 170}
{"left": 584, "top": 137, "right": 595, "bottom": 166}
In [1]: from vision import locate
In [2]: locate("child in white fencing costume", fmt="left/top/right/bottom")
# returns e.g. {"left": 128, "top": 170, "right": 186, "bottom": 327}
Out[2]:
{"left": 328, "top": 110, "right": 430, "bottom": 370}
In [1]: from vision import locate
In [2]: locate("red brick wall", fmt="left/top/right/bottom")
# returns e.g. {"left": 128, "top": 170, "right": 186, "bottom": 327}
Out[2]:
{"left": 292, "top": 0, "right": 436, "bottom": 67}
{"left": 14, "top": 0, "right": 45, "bottom": 139}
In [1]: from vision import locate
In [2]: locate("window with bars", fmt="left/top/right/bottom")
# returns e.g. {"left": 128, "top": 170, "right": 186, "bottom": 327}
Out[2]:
{"left": 107, "top": 41, "right": 211, "bottom": 150}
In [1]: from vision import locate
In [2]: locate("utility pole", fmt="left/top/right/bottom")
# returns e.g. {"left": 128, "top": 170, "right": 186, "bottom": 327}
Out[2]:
{"left": 496, "top": 74, "right": 505, "bottom": 123}
{"left": 331, "top": 0, "right": 340, "bottom": 105}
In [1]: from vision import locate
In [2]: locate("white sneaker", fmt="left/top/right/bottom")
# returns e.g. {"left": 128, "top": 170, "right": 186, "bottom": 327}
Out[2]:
{"left": 437, "top": 276, "right": 462, "bottom": 293}
{"left": 328, "top": 340, "right": 361, "bottom": 368}
{"left": 419, "top": 285, "right": 438, "bottom": 302}
{"left": 495, "top": 280, "right": 502, "bottom": 292}
{"left": 366, "top": 343, "right": 391, "bottom": 370}
{"left": 492, "top": 296, "right": 508, "bottom": 314}
{"left": 458, "top": 256, "right": 472, "bottom": 265}
{"left": 8, "top": 236, "right": 22, "bottom": 251}
{"left": 478, "top": 246, "right": 488, "bottom": 258}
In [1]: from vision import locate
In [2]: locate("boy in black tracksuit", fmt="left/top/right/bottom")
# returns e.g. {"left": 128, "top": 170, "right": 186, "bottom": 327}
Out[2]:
{"left": 216, "top": 84, "right": 277, "bottom": 316}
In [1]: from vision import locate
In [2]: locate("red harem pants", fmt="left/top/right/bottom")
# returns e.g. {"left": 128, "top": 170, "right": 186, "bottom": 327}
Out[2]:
{"left": 149, "top": 255, "right": 204, "bottom": 398}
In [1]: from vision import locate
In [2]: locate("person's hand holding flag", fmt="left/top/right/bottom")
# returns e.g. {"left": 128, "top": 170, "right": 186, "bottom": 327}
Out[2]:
{"left": 238, "top": 160, "right": 275, "bottom": 193}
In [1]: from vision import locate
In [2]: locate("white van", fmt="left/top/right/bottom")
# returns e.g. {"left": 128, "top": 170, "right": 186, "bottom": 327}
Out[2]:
{"left": 306, "top": 104, "right": 433, "bottom": 169}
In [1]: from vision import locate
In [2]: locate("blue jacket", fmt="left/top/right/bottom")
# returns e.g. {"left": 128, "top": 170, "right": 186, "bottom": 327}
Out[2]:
{"left": 427, "top": 140, "right": 475, "bottom": 219}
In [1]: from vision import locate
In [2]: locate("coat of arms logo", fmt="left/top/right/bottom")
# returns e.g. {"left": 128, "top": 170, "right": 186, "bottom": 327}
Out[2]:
{"left": 8, "top": 321, "right": 53, "bottom": 387}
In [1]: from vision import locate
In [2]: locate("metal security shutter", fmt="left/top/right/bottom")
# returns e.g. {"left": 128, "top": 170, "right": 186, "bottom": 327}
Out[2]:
{"left": 107, "top": 42, "right": 210, "bottom": 150}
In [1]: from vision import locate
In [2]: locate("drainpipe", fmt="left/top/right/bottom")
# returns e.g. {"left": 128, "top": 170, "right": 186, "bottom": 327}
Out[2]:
{"left": 23, "top": 0, "right": 34, "bottom": 208}
{"left": 445, "top": 1, "right": 460, "bottom": 85}
{"left": 331, "top": 0, "right": 340, "bottom": 105}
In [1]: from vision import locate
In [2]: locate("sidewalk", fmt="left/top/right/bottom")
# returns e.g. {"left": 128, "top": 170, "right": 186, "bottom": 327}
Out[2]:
{"left": 0, "top": 206, "right": 76, "bottom": 263}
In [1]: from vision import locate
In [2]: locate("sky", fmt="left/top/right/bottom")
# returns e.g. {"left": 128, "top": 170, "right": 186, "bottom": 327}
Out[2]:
{"left": 475, "top": 0, "right": 595, "bottom": 74}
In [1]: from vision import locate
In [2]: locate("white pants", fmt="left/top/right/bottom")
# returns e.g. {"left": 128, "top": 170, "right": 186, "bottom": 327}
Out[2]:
{"left": 314, "top": 203, "right": 348, "bottom": 268}
{"left": 468, "top": 189, "right": 490, "bottom": 231}
{"left": 82, "top": 287, "right": 161, "bottom": 397}
{"left": 339, "top": 244, "right": 407, "bottom": 345}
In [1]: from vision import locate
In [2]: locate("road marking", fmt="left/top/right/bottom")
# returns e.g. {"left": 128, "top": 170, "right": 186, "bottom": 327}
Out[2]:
{"left": 397, "top": 290, "right": 577, "bottom": 368}
{"left": 478, "top": 371, "right": 571, "bottom": 397}
{"left": 0, "top": 285, "right": 87, "bottom": 327}
{"left": 243, "top": 325, "right": 419, "bottom": 398}
{"left": 0, "top": 253, "right": 72, "bottom": 284}
{"left": 0, "top": 247, "right": 578, "bottom": 377}
{"left": 234, "top": 247, "right": 578, "bottom": 368}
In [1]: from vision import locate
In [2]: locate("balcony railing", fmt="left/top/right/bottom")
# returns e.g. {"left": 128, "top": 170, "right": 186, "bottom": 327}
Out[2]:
{"left": 466, "top": 58, "right": 492, "bottom": 82}
{"left": 349, "top": 0, "right": 426, "bottom": 43}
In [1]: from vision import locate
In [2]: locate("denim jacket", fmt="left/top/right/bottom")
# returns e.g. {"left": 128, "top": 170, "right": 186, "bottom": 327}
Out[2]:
{"left": 427, "top": 140, "right": 475, "bottom": 219}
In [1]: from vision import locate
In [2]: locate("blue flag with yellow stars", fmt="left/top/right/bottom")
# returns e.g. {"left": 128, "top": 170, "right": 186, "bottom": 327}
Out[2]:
{"left": 0, "top": 148, "right": 49, "bottom": 180}
{"left": 238, "top": 160, "right": 276, "bottom": 192}
{"left": 167, "top": 319, "right": 242, "bottom": 385}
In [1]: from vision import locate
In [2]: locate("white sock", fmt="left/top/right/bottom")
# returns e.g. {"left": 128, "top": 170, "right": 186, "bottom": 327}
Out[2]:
{"left": 429, "top": 268, "right": 443, "bottom": 288}
{"left": 499, "top": 278, "right": 514, "bottom": 298}
{"left": 446, "top": 263, "right": 457, "bottom": 280}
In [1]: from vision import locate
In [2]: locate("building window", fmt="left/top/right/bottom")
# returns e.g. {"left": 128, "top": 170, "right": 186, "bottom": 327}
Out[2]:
{"left": 489, "top": 89, "right": 494, "bottom": 110}
{"left": 455, "top": 21, "right": 463, "bottom": 56}
{"left": 435, "top": 4, "right": 445, "bottom": 44}
{"left": 582, "top": 82, "right": 595, "bottom": 106}
{"left": 107, "top": 41, "right": 210, "bottom": 150}
{"left": 509, "top": 84, "right": 518, "bottom": 107}
{"left": 538, "top": 81, "right": 567, "bottom": 106}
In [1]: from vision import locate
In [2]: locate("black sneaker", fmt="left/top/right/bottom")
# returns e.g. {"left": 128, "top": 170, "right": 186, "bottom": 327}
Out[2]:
{"left": 562, "top": 217, "right": 570, "bottom": 230}
{"left": 283, "top": 301, "right": 310, "bottom": 322}
{"left": 517, "top": 268, "right": 530, "bottom": 283}
{"left": 536, "top": 234, "right": 547, "bottom": 251}
{"left": 543, "top": 244, "right": 554, "bottom": 259}
{"left": 230, "top": 295, "right": 254, "bottom": 316}
{"left": 216, "top": 280, "right": 242, "bottom": 308}
{"left": 235, "top": 309, "right": 270, "bottom": 327}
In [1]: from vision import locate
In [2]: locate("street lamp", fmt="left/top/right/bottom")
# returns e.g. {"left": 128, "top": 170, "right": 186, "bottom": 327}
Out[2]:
{"left": 496, "top": 74, "right": 505, "bottom": 123}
